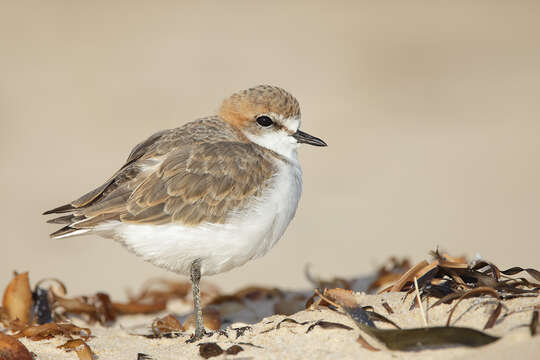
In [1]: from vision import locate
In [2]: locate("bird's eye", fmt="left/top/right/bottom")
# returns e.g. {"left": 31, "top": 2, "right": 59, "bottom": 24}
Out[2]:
{"left": 256, "top": 115, "right": 274, "bottom": 127}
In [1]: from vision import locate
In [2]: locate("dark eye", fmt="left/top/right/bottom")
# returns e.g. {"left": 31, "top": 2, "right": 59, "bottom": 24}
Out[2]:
{"left": 256, "top": 115, "right": 274, "bottom": 127}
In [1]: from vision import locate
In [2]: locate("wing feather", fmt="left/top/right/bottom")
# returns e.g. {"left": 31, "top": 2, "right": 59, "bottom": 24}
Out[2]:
{"left": 44, "top": 117, "right": 278, "bottom": 238}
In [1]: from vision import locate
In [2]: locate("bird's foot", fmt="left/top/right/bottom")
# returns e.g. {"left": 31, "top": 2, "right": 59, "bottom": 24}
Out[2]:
{"left": 185, "top": 328, "right": 210, "bottom": 343}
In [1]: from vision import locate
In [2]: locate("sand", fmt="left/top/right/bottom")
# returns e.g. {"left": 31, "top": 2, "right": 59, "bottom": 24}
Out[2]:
{"left": 11, "top": 283, "right": 540, "bottom": 360}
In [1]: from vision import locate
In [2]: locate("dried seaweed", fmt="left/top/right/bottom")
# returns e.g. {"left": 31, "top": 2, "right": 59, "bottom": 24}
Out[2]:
{"left": 483, "top": 302, "right": 503, "bottom": 330}
{"left": 367, "top": 257, "right": 411, "bottom": 292}
{"left": 446, "top": 287, "right": 499, "bottom": 326}
{"left": 499, "top": 267, "right": 540, "bottom": 281}
{"left": 14, "top": 322, "right": 91, "bottom": 341}
{"left": 58, "top": 339, "right": 94, "bottom": 360}
{"left": 151, "top": 314, "right": 184, "bottom": 337}
{"left": 389, "top": 260, "right": 429, "bottom": 292}
{"left": 382, "top": 302, "right": 393, "bottom": 314}
{"left": 373, "top": 251, "right": 540, "bottom": 332}
{"left": 0, "top": 272, "right": 98, "bottom": 359}
{"left": 112, "top": 300, "right": 166, "bottom": 315}
{"left": 184, "top": 307, "right": 221, "bottom": 331}
{"left": 276, "top": 318, "right": 309, "bottom": 329}
{"left": 198, "top": 342, "right": 223, "bottom": 358}
{"left": 531, "top": 308, "right": 539, "bottom": 336}
{"left": 197, "top": 342, "right": 245, "bottom": 358}
{"left": 225, "top": 344, "right": 244, "bottom": 355}
{"left": 0, "top": 332, "right": 33, "bottom": 360}
{"left": 127, "top": 278, "right": 192, "bottom": 304}
{"left": 137, "top": 354, "right": 153, "bottom": 360}
{"left": 305, "top": 320, "right": 353, "bottom": 333}
{"left": 356, "top": 333, "right": 380, "bottom": 352}
{"left": 231, "top": 325, "right": 252, "bottom": 339}
{"left": 2, "top": 272, "right": 32, "bottom": 325}
{"left": 342, "top": 303, "right": 499, "bottom": 350}
{"left": 316, "top": 287, "right": 500, "bottom": 350}
{"left": 32, "top": 286, "right": 53, "bottom": 324}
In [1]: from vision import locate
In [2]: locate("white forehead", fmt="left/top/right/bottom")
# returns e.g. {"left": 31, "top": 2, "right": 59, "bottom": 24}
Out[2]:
{"left": 270, "top": 113, "right": 301, "bottom": 133}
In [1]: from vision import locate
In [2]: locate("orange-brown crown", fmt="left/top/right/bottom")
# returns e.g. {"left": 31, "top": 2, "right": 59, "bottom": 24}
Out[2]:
{"left": 218, "top": 85, "right": 301, "bottom": 129}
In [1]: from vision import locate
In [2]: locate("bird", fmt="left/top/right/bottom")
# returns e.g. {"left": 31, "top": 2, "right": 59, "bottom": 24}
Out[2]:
{"left": 43, "top": 85, "right": 327, "bottom": 340}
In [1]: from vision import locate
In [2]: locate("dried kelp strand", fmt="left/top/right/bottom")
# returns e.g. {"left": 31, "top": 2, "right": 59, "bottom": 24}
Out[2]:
{"left": 446, "top": 287, "right": 499, "bottom": 326}
{"left": 236, "top": 342, "right": 263, "bottom": 349}
{"left": 364, "top": 310, "right": 401, "bottom": 329}
{"left": 531, "top": 309, "right": 539, "bottom": 336}
{"left": 416, "top": 266, "right": 440, "bottom": 289}
{"left": 429, "top": 291, "right": 466, "bottom": 310}
{"left": 112, "top": 300, "right": 166, "bottom": 315}
{"left": 232, "top": 325, "right": 252, "bottom": 339}
{"left": 342, "top": 305, "right": 499, "bottom": 350}
{"left": 198, "top": 342, "right": 223, "bottom": 359}
{"left": 342, "top": 306, "right": 376, "bottom": 328}
{"left": 137, "top": 354, "right": 153, "bottom": 360}
{"left": 32, "top": 286, "right": 53, "bottom": 324}
{"left": 382, "top": 302, "right": 394, "bottom": 314}
{"left": 151, "top": 314, "right": 184, "bottom": 336}
{"left": 2, "top": 272, "right": 32, "bottom": 325}
{"left": 500, "top": 267, "right": 540, "bottom": 281}
{"left": 225, "top": 345, "right": 244, "bottom": 355}
{"left": 357, "top": 333, "right": 380, "bottom": 352}
{"left": 0, "top": 333, "right": 33, "bottom": 360}
{"left": 58, "top": 339, "right": 94, "bottom": 360}
{"left": 483, "top": 302, "right": 503, "bottom": 330}
{"left": 499, "top": 293, "right": 538, "bottom": 301}
{"left": 276, "top": 318, "right": 309, "bottom": 329}
{"left": 35, "top": 278, "right": 67, "bottom": 296}
{"left": 95, "top": 292, "right": 116, "bottom": 323}
{"left": 422, "top": 283, "right": 455, "bottom": 299}
{"left": 305, "top": 320, "right": 353, "bottom": 333}
{"left": 143, "top": 332, "right": 182, "bottom": 339}
{"left": 129, "top": 278, "right": 192, "bottom": 303}
{"left": 15, "top": 322, "right": 91, "bottom": 341}
{"left": 390, "top": 260, "right": 429, "bottom": 292}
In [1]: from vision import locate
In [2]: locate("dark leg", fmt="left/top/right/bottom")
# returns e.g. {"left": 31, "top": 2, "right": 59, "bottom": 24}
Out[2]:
{"left": 190, "top": 258, "right": 205, "bottom": 340}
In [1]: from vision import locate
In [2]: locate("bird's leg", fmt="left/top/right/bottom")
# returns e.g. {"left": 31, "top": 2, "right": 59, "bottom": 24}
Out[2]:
{"left": 190, "top": 258, "right": 206, "bottom": 340}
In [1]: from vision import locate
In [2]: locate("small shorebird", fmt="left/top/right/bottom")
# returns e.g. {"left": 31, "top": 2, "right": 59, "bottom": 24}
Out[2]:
{"left": 44, "top": 85, "right": 327, "bottom": 340}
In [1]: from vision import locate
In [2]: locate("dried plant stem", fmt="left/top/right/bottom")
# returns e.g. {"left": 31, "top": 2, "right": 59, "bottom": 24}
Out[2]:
{"left": 414, "top": 277, "right": 428, "bottom": 327}
{"left": 313, "top": 288, "right": 341, "bottom": 308}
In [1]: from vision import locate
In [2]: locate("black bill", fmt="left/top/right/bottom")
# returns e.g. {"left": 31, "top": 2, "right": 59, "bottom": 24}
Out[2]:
{"left": 292, "top": 130, "right": 327, "bottom": 147}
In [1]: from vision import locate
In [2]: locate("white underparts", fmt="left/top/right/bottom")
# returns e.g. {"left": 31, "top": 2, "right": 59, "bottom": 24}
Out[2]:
{"left": 97, "top": 157, "right": 303, "bottom": 276}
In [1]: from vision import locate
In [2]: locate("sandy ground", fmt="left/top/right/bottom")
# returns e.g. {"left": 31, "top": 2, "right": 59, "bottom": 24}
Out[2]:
{"left": 1, "top": 1, "right": 540, "bottom": 298}
{"left": 14, "top": 288, "right": 540, "bottom": 360}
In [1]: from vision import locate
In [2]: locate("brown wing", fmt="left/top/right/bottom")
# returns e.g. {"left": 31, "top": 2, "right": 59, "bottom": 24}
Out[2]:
{"left": 44, "top": 126, "right": 276, "bottom": 238}
{"left": 121, "top": 142, "right": 276, "bottom": 226}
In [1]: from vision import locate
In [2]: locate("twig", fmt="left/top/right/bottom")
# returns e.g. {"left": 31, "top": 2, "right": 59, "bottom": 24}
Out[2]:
{"left": 313, "top": 288, "right": 340, "bottom": 308}
{"left": 414, "top": 276, "right": 428, "bottom": 327}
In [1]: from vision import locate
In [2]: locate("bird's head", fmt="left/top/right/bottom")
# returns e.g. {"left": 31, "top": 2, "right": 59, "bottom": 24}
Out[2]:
{"left": 219, "top": 85, "right": 327, "bottom": 160}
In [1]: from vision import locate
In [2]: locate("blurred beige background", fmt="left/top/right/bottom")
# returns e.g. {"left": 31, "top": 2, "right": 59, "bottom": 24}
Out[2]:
{"left": 1, "top": 1, "right": 539, "bottom": 298}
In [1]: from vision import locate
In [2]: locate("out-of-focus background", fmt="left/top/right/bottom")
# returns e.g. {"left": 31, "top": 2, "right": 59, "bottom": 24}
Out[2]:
{"left": 1, "top": 1, "right": 539, "bottom": 298}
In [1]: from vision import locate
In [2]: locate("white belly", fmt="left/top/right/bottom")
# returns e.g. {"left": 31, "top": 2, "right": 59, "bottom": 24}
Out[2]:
{"left": 104, "top": 159, "right": 302, "bottom": 276}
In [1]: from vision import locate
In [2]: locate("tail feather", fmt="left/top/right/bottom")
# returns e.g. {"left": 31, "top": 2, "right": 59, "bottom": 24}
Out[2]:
{"left": 49, "top": 225, "right": 90, "bottom": 239}
{"left": 43, "top": 204, "right": 76, "bottom": 215}
{"left": 46, "top": 214, "right": 84, "bottom": 224}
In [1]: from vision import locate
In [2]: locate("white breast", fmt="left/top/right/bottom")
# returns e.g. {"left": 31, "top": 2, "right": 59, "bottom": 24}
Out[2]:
{"left": 104, "top": 157, "right": 303, "bottom": 276}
